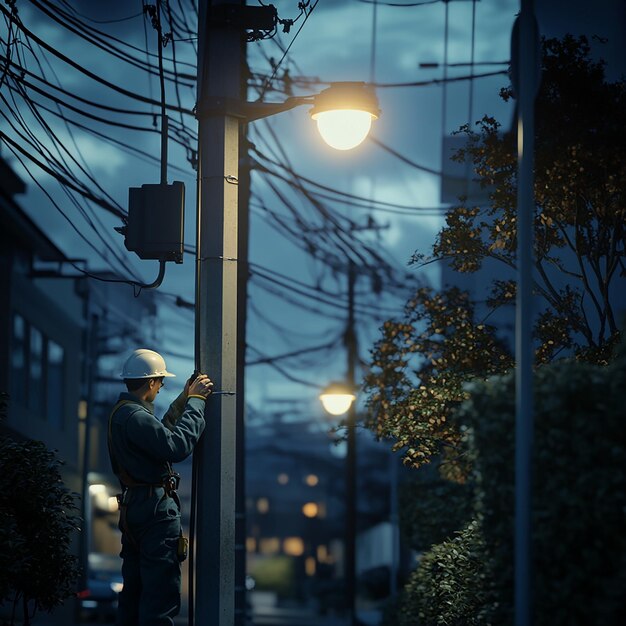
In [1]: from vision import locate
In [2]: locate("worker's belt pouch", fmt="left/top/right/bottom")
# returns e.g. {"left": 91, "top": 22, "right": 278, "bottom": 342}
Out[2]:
{"left": 177, "top": 534, "right": 189, "bottom": 562}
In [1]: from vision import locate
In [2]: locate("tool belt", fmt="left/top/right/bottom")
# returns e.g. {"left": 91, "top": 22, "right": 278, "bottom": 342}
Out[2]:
{"left": 114, "top": 474, "right": 187, "bottom": 562}
{"left": 108, "top": 400, "right": 188, "bottom": 562}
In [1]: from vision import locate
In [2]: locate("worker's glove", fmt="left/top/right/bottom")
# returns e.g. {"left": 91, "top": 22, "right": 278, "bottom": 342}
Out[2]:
{"left": 188, "top": 374, "right": 214, "bottom": 398}
{"left": 184, "top": 371, "right": 198, "bottom": 397}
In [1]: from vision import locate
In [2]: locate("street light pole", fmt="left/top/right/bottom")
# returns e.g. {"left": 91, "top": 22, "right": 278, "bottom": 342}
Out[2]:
{"left": 194, "top": 1, "right": 242, "bottom": 624}
{"left": 193, "top": 7, "right": 380, "bottom": 622}
{"left": 345, "top": 261, "right": 357, "bottom": 626}
{"left": 513, "top": 2, "right": 539, "bottom": 625}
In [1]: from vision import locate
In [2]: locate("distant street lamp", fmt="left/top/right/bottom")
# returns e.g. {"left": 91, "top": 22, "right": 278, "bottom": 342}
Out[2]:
{"left": 319, "top": 382, "right": 356, "bottom": 416}
{"left": 319, "top": 261, "right": 358, "bottom": 626}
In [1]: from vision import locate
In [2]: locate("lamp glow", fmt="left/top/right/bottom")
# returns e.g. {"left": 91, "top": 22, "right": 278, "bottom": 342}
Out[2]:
{"left": 313, "top": 110, "right": 373, "bottom": 151}
{"left": 319, "top": 382, "right": 356, "bottom": 416}
{"left": 309, "top": 82, "right": 380, "bottom": 151}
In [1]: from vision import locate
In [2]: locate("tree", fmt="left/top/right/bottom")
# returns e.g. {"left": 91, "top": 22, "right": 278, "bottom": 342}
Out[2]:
{"left": 0, "top": 393, "right": 81, "bottom": 626}
{"left": 369, "top": 34, "right": 626, "bottom": 625}
{"left": 365, "top": 35, "right": 625, "bottom": 474}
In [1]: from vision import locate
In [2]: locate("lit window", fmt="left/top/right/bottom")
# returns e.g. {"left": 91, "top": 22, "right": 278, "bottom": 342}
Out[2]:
{"left": 317, "top": 544, "right": 328, "bottom": 563}
{"left": 305, "top": 474, "right": 319, "bottom": 487}
{"left": 277, "top": 473, "right": 289, "bottom": 485}
{"left": 305, "top": 556, "right": 316, "bottom": 576}
{"left": 46, "top": 339, "right": 65, "bottom": 429}
{"left": 28, "top": 326, "right": 44, "bottom": 416}
{"left": 256, "top": 498, "right": 269, "bottom": 514}
{"left": 10, "top": 314, "right": 27, "bottom": 404}
{"left": 259, "top": 538, "right": 280, "bottom": 555}
{"left": 283, "top": 537, "right": 304, "bottom": 556}
{"left": 302, "top": 502, "right": 318, "bottom": 518}
{"left": 246, "top": 537, "right": 257, "bottom": 553}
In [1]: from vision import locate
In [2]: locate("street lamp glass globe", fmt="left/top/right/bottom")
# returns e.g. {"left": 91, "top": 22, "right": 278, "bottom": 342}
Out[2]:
{"left": 309, "top": 82, "right": 379, "bottom": 151}
{"left": 314, "top": 110, "right": 374, "bottom": 151}
{"left": 320, "top": 392, "right": 355, "bottom": 415}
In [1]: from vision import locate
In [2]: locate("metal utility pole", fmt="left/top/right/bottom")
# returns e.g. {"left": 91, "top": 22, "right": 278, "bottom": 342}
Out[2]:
{"left": 389, "top": 449, "right": 399, "bottom": 598}
{"left": 513, "top": 2, "right": 539, "bottom": 625}
{"left": 79, "top": 303, "right": 97, "bottom": 603}
{"left": 194, "top": 1, "right": 242, "bottom": 623}
{"left": 345, "top": 261, "right": 357, "bottom": 626}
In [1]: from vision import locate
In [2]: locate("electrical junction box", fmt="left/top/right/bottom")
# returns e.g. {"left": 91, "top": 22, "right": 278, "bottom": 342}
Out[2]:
{"left": 125, "top": 182, "right": 185, "bottom": 263}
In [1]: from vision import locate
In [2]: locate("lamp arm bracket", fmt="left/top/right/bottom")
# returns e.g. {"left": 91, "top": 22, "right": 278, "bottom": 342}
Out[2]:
{"left": 195, "top": 96, "right": 313, "bottom": 122}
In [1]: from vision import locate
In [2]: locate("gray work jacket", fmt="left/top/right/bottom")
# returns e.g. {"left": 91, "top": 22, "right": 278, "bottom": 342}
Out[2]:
{"left": 108, "top": 391, "right": 206, "bottom": 485}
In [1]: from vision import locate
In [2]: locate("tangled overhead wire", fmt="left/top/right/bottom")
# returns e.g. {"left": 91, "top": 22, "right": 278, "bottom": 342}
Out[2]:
{"left": 143, "top": 3, "right": 172, "bottom": 48}
{"left": 250, "top": 0, "right": 315, "bottom": 42}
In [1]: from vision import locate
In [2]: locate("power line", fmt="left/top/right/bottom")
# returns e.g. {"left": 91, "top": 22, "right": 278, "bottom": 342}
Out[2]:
{"left": 247, "top": 339, "right": 340, "bottom": 366}
{"left": 251, "top": 265, "right": 401, "bottom": 318}
{"left": 0, "top": 131, "right": 126, "bottom": 218}
{"left": 21, "top": 97, "right": 192, "bottom": 176}
{"left": 374, "top": 69, "right": 508, "bottom": 88}
{"left": 0, "top": 4, "right": 193, "bottom": 113}
{"left": 3, "top": 144, "right": 142, "bottom": 281}
{"left": 247, "top": 346, "right": 327, "bottom": 388}
{"left": 52, "top": 2, "right": 144, "bottom": 25}
{"left": 256, "top": 0, "right": 320, "bottom": 100}
{"left": 34, "top": 0, "right": 197, "bottom": 73}
{"left": 357, "top": 0, "right": 441, "bottom": 6}
{"left": 252, "top": 150, "right": 448, "bottom": 213}
{"left": 2, "top": 56, "right": 160, "bottom": 117}
{"left": 2, "top": 69, "right": 194, "bottom": 154}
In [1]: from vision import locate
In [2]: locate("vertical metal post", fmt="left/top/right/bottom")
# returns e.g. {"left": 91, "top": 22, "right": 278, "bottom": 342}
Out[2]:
{"left": 79, "top": 304, "right": 97, "bottom": 599}
{"left": 515, "top": 2, "right": 537, "bottom": 625}
{"left": 194, "top": 1, "right": 242, "bottom": 623}
{"left": 161, "top": 114, "right": 169, "bottom": 186}
{"left": 235, "top": 116, "right": 252, "bottom": 626}
{"left": 389, "top": 449, "right": 399, "bottom": 598}
{"left": 345, "top": 261, "right": 357, "bottom": 626}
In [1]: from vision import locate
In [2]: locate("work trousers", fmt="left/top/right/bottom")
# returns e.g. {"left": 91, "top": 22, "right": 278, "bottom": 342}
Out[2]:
{"left": 116, "top": 487, "right": 182, "bottom": 626}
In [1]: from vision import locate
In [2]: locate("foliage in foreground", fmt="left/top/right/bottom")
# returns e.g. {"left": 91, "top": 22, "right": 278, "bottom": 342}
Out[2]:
{"left": 397, "top": 520, "right": 488, "bottom": 626}
{"left": 0, "top": 392, "right": 81, "bottom": 625}
{"left": 390, "top": 345, "right": 626, "bottom": 625}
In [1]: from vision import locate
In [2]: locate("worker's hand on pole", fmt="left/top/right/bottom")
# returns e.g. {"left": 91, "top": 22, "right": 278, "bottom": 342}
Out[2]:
{"left": 184, "top": 372, "right": 198, "bottom": 398}
{"left": 188, "top": 374, "right": 214, "bottom": 398}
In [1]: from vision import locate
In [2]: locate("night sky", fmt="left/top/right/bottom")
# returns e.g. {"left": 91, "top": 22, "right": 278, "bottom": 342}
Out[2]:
{"left": 1, "top": 0, "right": 623, "bottom": 429}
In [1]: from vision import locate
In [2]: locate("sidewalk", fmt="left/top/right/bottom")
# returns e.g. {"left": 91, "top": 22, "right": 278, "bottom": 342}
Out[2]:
{"left": 32, "top": 605, "right": 379, "bottom": 626}
{"left": 250, "top": 606, "right": 349, "bottom": 626}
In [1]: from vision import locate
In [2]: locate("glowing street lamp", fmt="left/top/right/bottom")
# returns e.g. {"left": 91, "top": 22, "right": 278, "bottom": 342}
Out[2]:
{"left": 319, "top": 381, "right": 357, "bottom": 416}
{"left": 205, "top": 81, "right": 380, "bottom": 152}
{"left": 309, "top": 82, "right": 380, "bottom": 150}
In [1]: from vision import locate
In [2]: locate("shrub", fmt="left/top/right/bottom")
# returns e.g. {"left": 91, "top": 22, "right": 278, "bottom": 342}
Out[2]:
{"left": 391, "top": 343, "right": 626, "bottom": 624}
{"left": 0, "top": 392, "right": 81, "bottom": 625}
{"left": 396, "top": 520, "right": 489, "bottom": 626}
{"left": 457, "top": 347, "right": 626, "bottom": 624}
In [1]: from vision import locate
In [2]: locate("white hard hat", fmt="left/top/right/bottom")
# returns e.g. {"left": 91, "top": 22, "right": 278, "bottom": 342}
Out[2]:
{"left": 121, "top": 349, "right": 176, "bottom": 379}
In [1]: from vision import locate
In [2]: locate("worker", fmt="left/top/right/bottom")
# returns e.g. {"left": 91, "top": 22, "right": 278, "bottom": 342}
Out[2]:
{"left": 108, "top": 348, "right": 213, "bottom": 626}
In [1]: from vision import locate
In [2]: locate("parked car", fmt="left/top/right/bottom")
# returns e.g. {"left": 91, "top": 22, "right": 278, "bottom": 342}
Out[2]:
{"left": 77, "top": 553, "right": 123, "bottom": 623}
